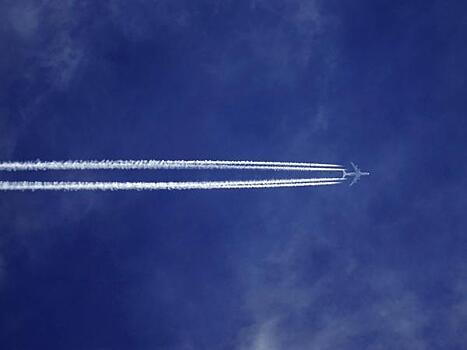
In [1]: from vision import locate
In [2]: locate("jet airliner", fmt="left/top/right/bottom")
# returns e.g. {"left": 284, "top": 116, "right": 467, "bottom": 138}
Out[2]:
{"left": 343, "top": 162, "right": 369, "bottom": 186}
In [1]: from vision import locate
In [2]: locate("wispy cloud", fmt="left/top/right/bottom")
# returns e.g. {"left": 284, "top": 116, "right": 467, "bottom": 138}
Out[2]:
{"left": 7, "top": 1, "right": 40, "bottom": 40}
{"left": 6, "top": 0, "right": 85, "bottom": 89}
{"left": 236, "top": 234, "right": 430, "bottom": 349}
{"left": 205, "top": 0, "right": 327, "bottom": 87}
{"left": 0, "top": 0, "right": 86, "bottom": 161}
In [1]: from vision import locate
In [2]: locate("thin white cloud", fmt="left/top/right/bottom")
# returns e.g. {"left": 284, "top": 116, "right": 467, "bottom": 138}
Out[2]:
{"left": 7, "top": 1, "right": 40, "bottom": 40}
{"left": 237, "top": 249, "right": 430, "bottom": 349}
{"left": 239, "top": 318, "right": 281, "bottom": 350}
{"left": 6, "top": 0, "right": 84, "bottom": 89}
{"left": 0, "top": 0, "right": 86, "bottom": 161}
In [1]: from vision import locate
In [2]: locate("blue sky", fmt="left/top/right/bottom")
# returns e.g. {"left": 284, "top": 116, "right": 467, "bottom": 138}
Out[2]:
{"left": 1, "top": 0, "right": 466, "bottom": 349}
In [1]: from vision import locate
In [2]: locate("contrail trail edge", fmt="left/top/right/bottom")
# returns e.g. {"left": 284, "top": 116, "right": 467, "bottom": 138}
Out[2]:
{"left": 0, "top": 178, "right": 344, "bottom": 191}
{"left": 0, "top": 160, "right": 344, "bottom": 172}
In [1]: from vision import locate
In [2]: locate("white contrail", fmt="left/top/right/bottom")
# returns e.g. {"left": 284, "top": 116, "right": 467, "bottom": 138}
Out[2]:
{"left": 0, "top": 178, "right": 343, "bottom": 191}
{"left": 0, "top": 160, "right": 344, "bottom": 172}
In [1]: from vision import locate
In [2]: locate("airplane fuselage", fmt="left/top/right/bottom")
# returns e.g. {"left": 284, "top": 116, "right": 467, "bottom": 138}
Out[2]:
{"left": 343, "top": 163, "right": 369, "bottom": 185}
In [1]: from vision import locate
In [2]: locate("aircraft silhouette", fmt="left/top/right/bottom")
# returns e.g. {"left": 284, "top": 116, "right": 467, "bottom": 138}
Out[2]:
{"left": 343, "top": 162, "right": 370, "bottom": 186}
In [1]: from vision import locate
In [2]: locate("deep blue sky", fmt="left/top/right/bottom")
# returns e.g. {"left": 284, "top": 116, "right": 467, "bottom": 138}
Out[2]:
{"left": 1, "top": 1, "right": 467, "bottom": 349}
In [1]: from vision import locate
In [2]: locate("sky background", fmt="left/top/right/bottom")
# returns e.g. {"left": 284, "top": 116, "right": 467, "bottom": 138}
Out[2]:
{"left": 1, "top": 0, "right": 467, "bottom": 349}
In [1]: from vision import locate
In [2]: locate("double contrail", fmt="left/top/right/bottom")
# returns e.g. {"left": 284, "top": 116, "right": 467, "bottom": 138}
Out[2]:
{"left": 0, "top": 159, "right": 345, "bottom": 191}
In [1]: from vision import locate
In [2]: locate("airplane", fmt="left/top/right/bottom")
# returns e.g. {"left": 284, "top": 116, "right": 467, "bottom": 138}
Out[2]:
{"left": 342, "top": 162, "right": 370, "bottom": 186}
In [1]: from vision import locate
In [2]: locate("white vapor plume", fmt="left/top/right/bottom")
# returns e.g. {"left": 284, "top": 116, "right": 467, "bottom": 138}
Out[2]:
{"left": 0, "top": 178, "right": 343, "bottom": 191}
{"left": 0, "top": 160, "right": 343, "bottom": 172}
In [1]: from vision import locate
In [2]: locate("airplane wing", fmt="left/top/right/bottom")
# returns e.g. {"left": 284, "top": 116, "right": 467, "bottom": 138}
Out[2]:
{"left": 349, "top": 176, "right": 359, "bottom": 186}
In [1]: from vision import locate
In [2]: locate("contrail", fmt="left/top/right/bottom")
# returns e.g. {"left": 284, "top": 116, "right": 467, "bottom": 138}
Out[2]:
{"left": 0, "top": 160, "right": 350, "bottom": 191}
{"left": 0, "top": 160, "right": 344, "bottom": 172}
{"left": 0, "top": 178, "right": 344, "bottom": 191}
